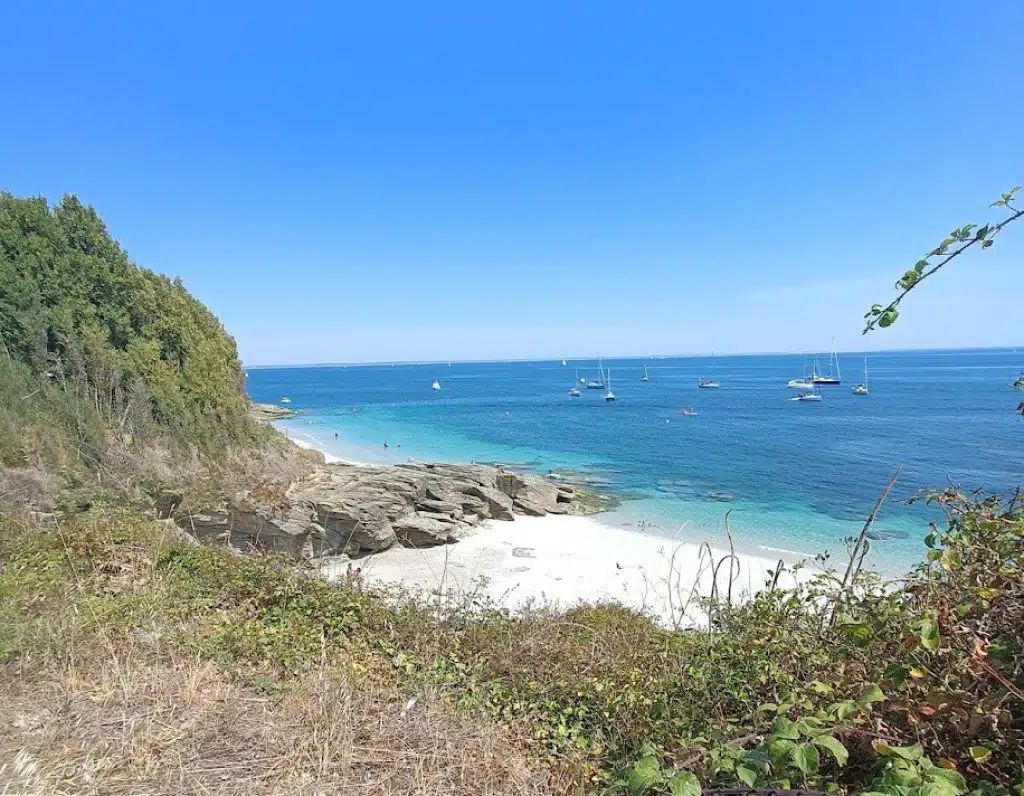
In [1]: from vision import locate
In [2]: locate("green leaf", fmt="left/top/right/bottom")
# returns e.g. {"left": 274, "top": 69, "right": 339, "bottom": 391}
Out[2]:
{"left": 736, "top": 764, "right": 758, "bottom": 787}
{"left": 772, "top": 716, "right": 800, "bottom": 740}
{"left": 889, "top": 742, "right": 924, "bottom": 761}
{"left": 924, "top": 531, "right": 939, "bottom": 548}
{"left": 982, "top": 239, "right": 994, "bottom": 248}
{"left": 833, "top": 699, "right": 857, "bottom": 720}
{"left": 790, "top": 743, "right": 820, "bottom": 774}
{"left": 812, "top": 734, "right": 849, "bottom": 766}
{"left": 975, "top": 224, "right": 990, "bottom": 240}
{"left": 930, "top": 768, "right": 967, "bottom": 794}
{"left": 859, "top": 683, "right": 886, "bottom": 705}
{"left": 968, "top": 745, "right": 992, "bottom": 763}
{"left": 884, "top": 664, "right": 909, "bottom": 684}
{"left": 668, "top": 771, "right": 701, "bottom": 796}
{"left": 768, "top": 738, "right": 797, "bottom": 764}
{"left": 919, "top": 616, "right": 940, "bottom": 651}
{"left": 627, "top": 755, "right": 662, "bottom": 792}
{"left": 914, "top": 259, "right": 929, "bottom": 273}
{"left": 940, "top": 547, "right": 962, "bottom": 571}
{"left": 879, "top": 309, "right": 899, "bottom": 327}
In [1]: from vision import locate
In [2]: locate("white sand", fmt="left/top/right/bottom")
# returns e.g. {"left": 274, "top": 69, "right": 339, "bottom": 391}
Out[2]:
{"left": 324, "top": 514, "right": 804, "bottom": 627}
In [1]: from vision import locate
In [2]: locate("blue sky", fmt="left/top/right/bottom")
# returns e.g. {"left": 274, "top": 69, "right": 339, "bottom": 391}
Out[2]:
{"left": 2, "top": 2, "right": 1021, "bottom": 365}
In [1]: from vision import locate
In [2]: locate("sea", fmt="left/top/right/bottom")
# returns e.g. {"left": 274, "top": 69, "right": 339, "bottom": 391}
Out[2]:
{"left": 246, "top": 349, "right": 1024, "bottom": 574}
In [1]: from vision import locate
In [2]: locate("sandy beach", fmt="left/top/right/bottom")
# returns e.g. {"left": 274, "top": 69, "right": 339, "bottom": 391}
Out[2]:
{"left": 324, "top": 514, "right": 805, "bottom": 627}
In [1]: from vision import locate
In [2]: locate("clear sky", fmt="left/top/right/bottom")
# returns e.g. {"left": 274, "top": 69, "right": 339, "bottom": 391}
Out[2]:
{"left": 1, "top": 2, "right": 1021, "bottom": 365}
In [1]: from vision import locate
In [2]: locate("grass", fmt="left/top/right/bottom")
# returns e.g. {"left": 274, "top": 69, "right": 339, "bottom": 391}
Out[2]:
{"left": 0, "top": 489, "right": 1021, "bottom": 795}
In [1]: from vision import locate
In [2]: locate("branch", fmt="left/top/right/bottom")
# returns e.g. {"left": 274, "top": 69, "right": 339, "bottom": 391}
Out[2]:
{"left": 864, "top": 187, "right": 1022, "bottom": 333}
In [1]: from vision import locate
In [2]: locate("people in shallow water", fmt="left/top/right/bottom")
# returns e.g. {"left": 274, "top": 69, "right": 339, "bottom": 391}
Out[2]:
{"left": 383, "top": 442, "right": 389, "bottom": 449}
{"left": 334, "top": 432, "right": 339, "bottom": 438}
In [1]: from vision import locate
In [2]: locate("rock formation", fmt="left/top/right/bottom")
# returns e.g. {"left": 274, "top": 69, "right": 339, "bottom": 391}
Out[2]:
{"left": 176, "top": 461, "right": 590, "bottom": 560}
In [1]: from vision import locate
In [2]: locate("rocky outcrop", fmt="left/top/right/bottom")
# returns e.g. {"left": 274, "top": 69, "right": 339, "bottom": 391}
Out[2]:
{"left": 174, "top": 460, "right": 594, "bottom": 561}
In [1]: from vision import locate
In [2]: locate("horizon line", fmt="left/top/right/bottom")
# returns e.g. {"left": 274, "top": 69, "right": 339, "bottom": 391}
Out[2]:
{"left": 242, "top": 344, "right": 1023, "bottom": 370}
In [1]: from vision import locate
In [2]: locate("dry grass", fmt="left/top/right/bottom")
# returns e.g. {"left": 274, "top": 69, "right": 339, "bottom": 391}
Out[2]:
{"left": 0, "top": 646, "right": 550, "bottom": 796}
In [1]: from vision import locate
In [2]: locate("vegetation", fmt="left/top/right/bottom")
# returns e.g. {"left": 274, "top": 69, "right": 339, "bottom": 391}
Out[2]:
{"left": 1, "top": 485, "right": 1021, "bottom": 795}
{"left": 0, "top": 192, "right": 254, "bottom": 470}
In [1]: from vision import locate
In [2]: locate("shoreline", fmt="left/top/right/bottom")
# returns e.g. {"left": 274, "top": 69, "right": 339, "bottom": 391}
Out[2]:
{"left": 279, "top": 424, "right": 815, "bottom": 623}
{"left": 324, "top": 514, "right": 805, "bottom": 627}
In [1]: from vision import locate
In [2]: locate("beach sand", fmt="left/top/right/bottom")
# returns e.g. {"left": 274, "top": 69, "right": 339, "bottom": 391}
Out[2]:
{"left": 323, "top": 514, "right": 805, "bottom": 627}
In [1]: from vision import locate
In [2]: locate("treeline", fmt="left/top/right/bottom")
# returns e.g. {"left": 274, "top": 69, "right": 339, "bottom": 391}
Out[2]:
{"left": 0, "top": 192, "right": 252, "bottom": 468}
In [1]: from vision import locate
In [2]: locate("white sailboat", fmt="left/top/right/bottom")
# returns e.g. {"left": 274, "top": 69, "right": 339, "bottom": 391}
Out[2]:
{"left": 853, "top": 355, "right": 869, "bottom": 395}
{"left": 561, "top": 359, "right": 567, "bottom": 366}
{"left": 431, "top": 380, "right": 441, "bottom": 391}
{"left": 605, "top": 369, "right": 615, "bottom": 401}
{"left": 569, "top": 369, "right": 581, "bottom": 397}
{"left": 788, "top": 354, "right": 814, "bottom": 389}
{"left": 642, "top": 365, "right": 649, "bottom": 382}
{"left": 586, "top": 355, "right": 606, "bottom": 389}
{"left": 812, "top": 338, "right": 842, "bottom": 385}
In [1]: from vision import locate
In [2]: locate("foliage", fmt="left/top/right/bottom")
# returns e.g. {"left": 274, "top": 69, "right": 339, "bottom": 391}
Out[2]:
{"left": 0, "top": 192, "right": 253, "bottom": 466}
{"left": 2, "top": 486, "right": 1021, "bottom": 795}
{"left": 864, "top": 187, "right": 1021, "bottom": 333}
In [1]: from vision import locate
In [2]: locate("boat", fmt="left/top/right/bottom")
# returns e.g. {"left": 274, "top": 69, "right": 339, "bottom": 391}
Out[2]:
{"left": 790, "top": 391, "right": 822, "bottom": 402}
{"left": 431, "top": 380, "right": 441, "bottom": 391}
{"left": 698, "top": 377, "right": 720, "bottom": 389}
{"left": 586, "top": 355, "right": 606, "bottom": 389}
{"left": 811, "top": 338, "right": 842, "bottom": 385}
{"left": 569, "top": 369, "right": 581, "bottom": 397}
{"left": 642, "top": 365, "right": 649, "bottom": 382}
{"left": 280, "top": 397, "right": 291, "bottom": 404}
{"left": 1013, "top": 374, "right": 1024, "bottom": 390}
{"left": 679, "top": 407, "right": 697, "bottom": 416}
{"left": 604, "top": 370, "right": 615, "bottom": 401}
{"left": 561, "top": 359, "right": 567, "bottom": 366}
{"left": 852, "top": 355, "right": 869, "bottom": 395}
{"left": 787, "top": 378, "right": 815, "bottom": 390}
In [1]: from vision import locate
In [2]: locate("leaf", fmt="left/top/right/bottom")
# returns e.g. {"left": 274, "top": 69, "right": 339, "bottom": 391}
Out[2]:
{"left": 975, "top": 224, "right": 990, "bottom": 240}
{"left": 812, "top": 734, "right": 849, "bottom": 766}
{"left": 833, "top": 699, "right": 858, "bottom": 719}
{"left": 790, "top": 743, "right": 820, "bottom": 774}
{"left": 889, "top": 743, "right": 924, "bottom": 761}
{"left": 914, "top": 259, "right": 929, "bottom": 273}
{"left": 968, "top": 745, "right": 992, "bottom": 763}
{"left": 930, "top": 768, "right": 967, "bottom": 794}
{"left": 879, "top": 309, "right": 899, "bottom": 327}
{"left": 668, "top": 771, "right": 701, "bottom": 796}
{"left": 936, "top": 758, "right": 957, "bottom": 770}
{"left": 627, "top": 755, "right": 662, "bottom": 792}
{"left": 940, "top": 548, "right": 962, "bottom": 571}
{"left": 920, "top": 616, "right": 941, "bottom": 651}
{"left": 736, "top": 764, "right": 758, "bottom": 787}
{"left": 772, "top": 716, "right": 800, "bottom": 740}
{"left": 768, "top": 738, "right": 797, "bottom": 763}
{"left": 871, "top": 738, "right": 892, "bottom": 756}
{"left": 884, "top": 664, "right": 909, "bottom": 684}
{"left": 909, "top": 667, "right": 928, "bottom": 679}
{"left": 860, "top": 683, "right": 886, "bottom": 705}
{"left": 924, "top": 531, "right": 939, "bottom": 548}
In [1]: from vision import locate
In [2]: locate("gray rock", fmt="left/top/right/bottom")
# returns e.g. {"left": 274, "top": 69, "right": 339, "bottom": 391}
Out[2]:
{"left": 464, "top": 484, "right": 514, "bottom": 521}
{"left": 512, "top": 497, "right": 547, "bottom": 517}
{"left": 393, "top": 514, "right": 458, "bottom": 547}
{"left": 416, "top": 498, "right": 463, "bottom": 518}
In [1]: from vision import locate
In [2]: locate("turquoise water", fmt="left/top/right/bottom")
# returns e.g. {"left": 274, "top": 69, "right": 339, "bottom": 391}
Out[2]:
{"left": 246, "top": 349, "right": 1024, "bottom": 572}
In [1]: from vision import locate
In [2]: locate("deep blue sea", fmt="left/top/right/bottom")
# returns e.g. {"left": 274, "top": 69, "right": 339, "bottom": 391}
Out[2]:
{"left": 246, "top": 349, "right": 1023, "bottom": 573}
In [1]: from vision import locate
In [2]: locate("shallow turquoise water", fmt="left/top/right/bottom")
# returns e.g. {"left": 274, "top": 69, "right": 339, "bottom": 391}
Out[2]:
{"left": 247, "top": 349, "right": 1024, "bottom": 572}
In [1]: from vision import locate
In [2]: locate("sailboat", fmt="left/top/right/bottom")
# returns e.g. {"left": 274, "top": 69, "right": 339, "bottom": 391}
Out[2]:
{"left": 586, "top": 355, "right": 606, "bottom": 389}
{"left": 569, "top": 369, "right": 581, "bottom": 397}
{"left": 604, "top": 369, "right": 615, "bottom": 401}
{"left": 852, "top": 356, "right": 869, "bottom": 395}
{"left": 811, "top": 338, "right": 842, "bottom": 385}
{"left": 788, "top": 354, "right": 814, "bottom": 389}
{"left": 431, "top": 380, "right": 441, "bottom": 391}
{"left": 561, "top": 359, "right": 567, "bottom": 366}
{"left": 642, "top": 365, "right": 649, "bottom": 382}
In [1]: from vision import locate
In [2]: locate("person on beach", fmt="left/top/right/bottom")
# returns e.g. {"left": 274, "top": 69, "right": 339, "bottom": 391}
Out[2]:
{"left": 384, "top": 442, "right": 389, "bottom": 449}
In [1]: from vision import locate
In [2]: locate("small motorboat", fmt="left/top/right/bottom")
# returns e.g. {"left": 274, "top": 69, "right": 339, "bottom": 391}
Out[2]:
{"left": 280, "top": 396, "right": 292, "bottom": 404}
{"left": 698, "top": 377, "right": 720, "bottom": 389}
{"left": 679, "top": 407, "right": 697, "bottom": 416}
{"left": 790, "top": 392, "right": 822, "bottom": 402}
{"left": 1012, "top": 374, "right": 1024, "bottom": 390}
